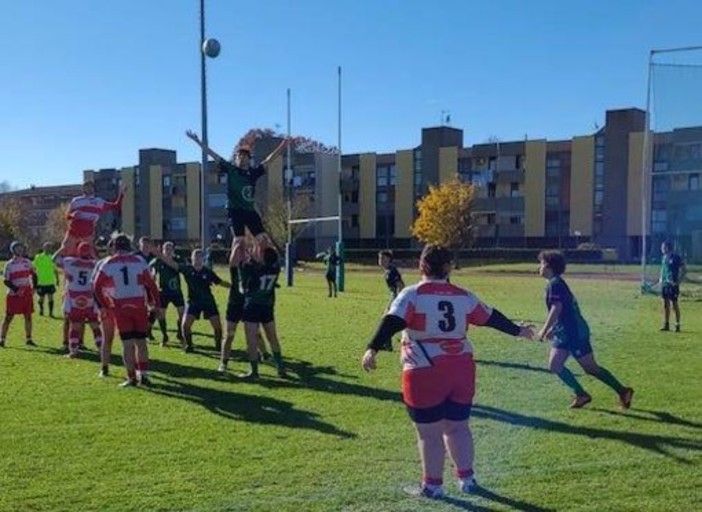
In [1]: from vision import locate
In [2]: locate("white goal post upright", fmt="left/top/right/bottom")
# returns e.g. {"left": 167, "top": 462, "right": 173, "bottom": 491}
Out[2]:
{"left": 284, "top": 67, "right": 345, "bottom": 288}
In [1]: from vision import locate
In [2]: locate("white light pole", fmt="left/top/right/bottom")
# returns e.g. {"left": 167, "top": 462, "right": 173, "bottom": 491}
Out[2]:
{"left": 199, "top": 0, "right": 220, "bottom": 248}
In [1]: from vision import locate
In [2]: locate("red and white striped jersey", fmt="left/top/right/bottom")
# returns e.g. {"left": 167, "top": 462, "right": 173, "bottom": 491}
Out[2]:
{"left": 3, "top": 257, "right": 34, "bottom": 296}
{"left": 388, "top": 279, "right": 493, "bottom": 370}
{"left": 93, "top": 253, "right": 159, "bottom": 309}
{"left": 66, "top": 194, "right": 122, "bottom": 237}
{"left": 57, "top": 256, "right": 97, "bottom": 310}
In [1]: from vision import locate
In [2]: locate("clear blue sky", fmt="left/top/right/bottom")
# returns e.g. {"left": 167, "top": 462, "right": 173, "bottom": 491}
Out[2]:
{"left": 2, "top": 0, "right": 702, "bottom": 189}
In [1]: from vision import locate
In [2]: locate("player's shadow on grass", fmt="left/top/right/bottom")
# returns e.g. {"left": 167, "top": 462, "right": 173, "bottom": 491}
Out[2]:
{"left": 476, "top": 359, "right": 551, "bottom": 375}
{"left": 146, "top": 375, "right": 355, "bottom": 439}
{"left": 472, "top": 404, "right": 702, "bottom": 464}
{"left": 591, "top": 407, "right": 702, "bottom": 430}
{"left": 437, "top": 487, "right": 554, "bottom": 512}
{"left": 252, "top": 357, "right": 403, "bottom": 403}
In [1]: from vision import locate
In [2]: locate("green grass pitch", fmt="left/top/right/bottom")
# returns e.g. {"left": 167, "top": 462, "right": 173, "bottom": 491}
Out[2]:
{"left": 0, "top": 266, "right": 700, "bottom": 511}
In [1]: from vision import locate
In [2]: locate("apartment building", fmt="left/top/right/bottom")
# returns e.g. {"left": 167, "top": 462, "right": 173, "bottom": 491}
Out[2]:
{"left": 81, "top": 106, "right": 702, "bottom": 260}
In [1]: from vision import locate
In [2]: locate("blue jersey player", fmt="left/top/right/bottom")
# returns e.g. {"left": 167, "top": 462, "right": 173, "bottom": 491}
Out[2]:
{"left": 536, "top": 250, "right": 633, "bottom": 409}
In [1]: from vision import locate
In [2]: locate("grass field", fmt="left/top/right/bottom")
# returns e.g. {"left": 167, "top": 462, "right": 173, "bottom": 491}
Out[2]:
{"left": 0, "top": 265, "right": 700, "bottom": 511}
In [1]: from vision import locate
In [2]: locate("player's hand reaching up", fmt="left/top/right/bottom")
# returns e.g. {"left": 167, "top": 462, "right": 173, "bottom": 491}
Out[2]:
{"left": 185, "top": 130, "right": 200, "bottom": 143}
{"left": 361, "top": 349, "right": 377, "bottom": 372}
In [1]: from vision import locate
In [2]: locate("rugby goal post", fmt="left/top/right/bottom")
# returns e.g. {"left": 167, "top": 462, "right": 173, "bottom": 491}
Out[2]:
{"left": 285, "top": 215, "right": 344, "bottom": 290}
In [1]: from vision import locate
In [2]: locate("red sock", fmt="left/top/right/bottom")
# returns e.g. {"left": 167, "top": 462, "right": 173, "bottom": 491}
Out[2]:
{"left": 456, "top": 468, "right": 474, "bottom": 479}
{"left": 422, "top": 476, "right": 443, "bottom": 486}
{"left": 136, "top": 361, "right": 148, "bottom": 372}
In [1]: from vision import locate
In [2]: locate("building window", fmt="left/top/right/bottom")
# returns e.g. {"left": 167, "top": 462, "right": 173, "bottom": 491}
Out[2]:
{"left": 653, "top": 162, "right": 668, "bottom": 173}
{"left": 351, "top": 215, "right": 359, "bottom": 228}
{"left": 509, "top": 215, "right": 523, "bottom": 225}
{"left": 510, "top": 182, "right": 520, "bottom": 197}
{"left": 376, "top": 166, "right": 388, "bottom": 187}
{"left": 377, "top": 191, "right": 388, "bottom": 203}
{"left": 163, "top": 175, "right": 171, "bottom": 188}
{"left": 171, "top": 217, "right": 186, "bottom": 231}
{"left": 652, "top": 209, "right": 667, "bottom": 234}
{"left": 217, "top": 173, "right": 227, "bottom": 185}
{"left": 351, "top": 191, "right": 359, "bottom": 203}
{"left": 389, "top": 165, "right": 397, "bottom": 186}
{"left": 486, "top": 213, "right": 496, "bottom": 225}
{"left": 488, "top": 183, "right": 496, "bottom": 198}
{"left": 208, "top": 193, "right": 227, "bottom": 208}
{"left": 595, "top": 162, "right": 604, "bottom": 177}
{"left": 689, "top": 174, "right": 700, "bottom": 190}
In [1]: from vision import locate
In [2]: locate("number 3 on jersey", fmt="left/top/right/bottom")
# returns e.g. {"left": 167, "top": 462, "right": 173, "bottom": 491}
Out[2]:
{"left": 438, "top": 300, "right": 456, "bottom": 332}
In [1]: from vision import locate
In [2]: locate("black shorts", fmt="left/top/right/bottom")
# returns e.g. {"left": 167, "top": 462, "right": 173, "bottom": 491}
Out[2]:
{"left": 662, "top": 284, "right": 680, "bottom": 301}
{"left": 242, "top": 303, "right": 274, "bottom": 324}
{"left": 228, "top": 208, "right": 264, "bottom": 238}
{"left": 325, "top": 271, "right": 336, "bottom": 282}
{"left": 36, "top": 285, "right": 56, "bottom": 297}
{"left": 161, "top": 290, "right": 185, "bottom": 309}
{"left": 406, "top": 400, "right": 473, "bottom": 424}
{"left": 185, "top": 300, "right": 219, "bottom": 320}
{"left": 551, "top": 336, "right": 593, "bottom": 359}
{"left": 226, "top": 302, "right": 244, "bottom": 323}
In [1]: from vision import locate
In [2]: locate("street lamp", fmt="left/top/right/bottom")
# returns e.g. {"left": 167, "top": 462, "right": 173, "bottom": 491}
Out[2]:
{"left": 199, "top": 0, "right": 220, "bottom": 249}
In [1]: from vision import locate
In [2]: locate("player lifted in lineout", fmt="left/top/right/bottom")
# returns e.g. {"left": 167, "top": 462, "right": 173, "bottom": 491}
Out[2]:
{"left": 60, "top": 181, "right": 125, "bottom": 258}
{"left": 185, "top": 130, "right": 288, "bottom": 265}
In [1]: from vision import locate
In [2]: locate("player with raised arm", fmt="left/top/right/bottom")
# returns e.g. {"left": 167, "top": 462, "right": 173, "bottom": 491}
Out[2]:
{"left": 150, "top": 242, "right": 185, "bottom": 346}
{"left": 658, "top": 240, "right": 685, "bottom": 332}
{"left": 185, "top": 130, "right": 287, "bottom": 265}
{"left": 180, "top": 249, "right": 230, "bottom": 353}
{"left": 33, "top": 242, "right": 60, "bottom": 317}
{"left": 59, "top": 181, "right": 125, "bottom": 258}
{"left": 361, "top": 245, "right": 534, "bottom": 499}
{"left": 53, "top": 243, "right": 102, "bottom": 358}
{"left": 93, "top": 234, "right": 160, "bottom": 387}
{"left": 238, "top": 246, "right": 285, "bottom": 379}
{"left": 536, "top": 250, "right": 634, "bottom": 409}
{"left": 1, "top": 242, "right": 37, "bottom": 348}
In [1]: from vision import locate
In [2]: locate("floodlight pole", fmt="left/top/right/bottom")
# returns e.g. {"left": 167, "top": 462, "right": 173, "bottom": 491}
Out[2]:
{"left": 199, "top": 0, "right": 210, "bottom": 249}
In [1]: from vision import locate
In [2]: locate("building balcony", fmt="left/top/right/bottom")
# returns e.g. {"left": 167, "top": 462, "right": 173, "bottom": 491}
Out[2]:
{"left": 495, "top": 169, "right": 525, "bottom": 183}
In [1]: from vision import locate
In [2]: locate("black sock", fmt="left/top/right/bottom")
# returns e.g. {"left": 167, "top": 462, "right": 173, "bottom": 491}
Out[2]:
{"left": 48, "top": 300, "right": 54, "bottom": 314}
{"left": 272, "top": 350, "right": 283, "bottom": 368}
{"left": 250, "top": 360, "right": 259, "bottom": 375}
{"left": 158, "top": 318, "right": 167, "bottom": 337}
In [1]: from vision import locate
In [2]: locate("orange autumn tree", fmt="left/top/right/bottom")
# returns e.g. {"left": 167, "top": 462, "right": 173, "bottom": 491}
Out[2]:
{"left": 411, "top": 176, "right": 477, "bottom": 267}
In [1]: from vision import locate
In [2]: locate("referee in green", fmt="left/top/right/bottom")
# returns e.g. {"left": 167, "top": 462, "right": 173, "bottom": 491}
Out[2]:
{"left": 33, "top": 242, "right": 59, "bottom": 317}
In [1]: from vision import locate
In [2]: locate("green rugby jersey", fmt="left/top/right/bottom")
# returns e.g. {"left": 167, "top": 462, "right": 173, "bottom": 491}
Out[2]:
{"left": 239, "top": 261, "right": 280, "bottom": 307}
{"left": 150, "top": 258, "right": 182, "bottom": 293}
{"left": 217, "top": 160, "right": 265, "bottom": 211}
{"left": 180, "top": 265, "right": 222, "bottom": 304}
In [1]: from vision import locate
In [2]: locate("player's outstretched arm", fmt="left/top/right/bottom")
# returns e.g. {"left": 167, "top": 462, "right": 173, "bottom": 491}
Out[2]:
{"left": 479, "top": 308, "right": 534, "bottom": 339}
{"left": 362, "top": 314, "right": 407, "bottom": 372}
{"left": 185, "top": 130, "right": 225, "bottom": 163}
{"left": 260, "top": 138, "right": 289, "bottom": 167}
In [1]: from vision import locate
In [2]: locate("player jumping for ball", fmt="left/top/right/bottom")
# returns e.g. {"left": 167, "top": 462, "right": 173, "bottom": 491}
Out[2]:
{"left": 185, "top": 130, "right": 288, "bottom": 266}
{"left": 59, "top": 181, "right": 125, "bottom": 258}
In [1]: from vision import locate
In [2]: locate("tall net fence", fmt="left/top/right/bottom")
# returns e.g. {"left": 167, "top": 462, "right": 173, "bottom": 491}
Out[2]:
{"left": 643, "top": 48, "right": 702, "bottom": 298}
